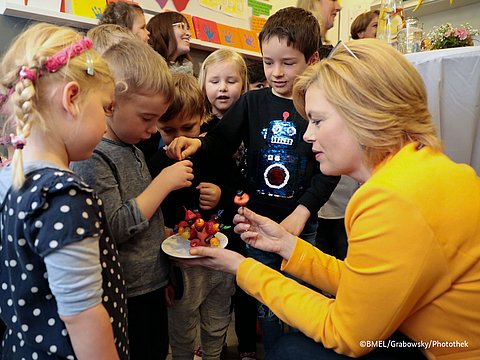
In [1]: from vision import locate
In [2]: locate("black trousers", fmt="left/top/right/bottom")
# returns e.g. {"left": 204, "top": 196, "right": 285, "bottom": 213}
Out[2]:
{"left": 127, "top": 286, "right": 169, "bottom": 360}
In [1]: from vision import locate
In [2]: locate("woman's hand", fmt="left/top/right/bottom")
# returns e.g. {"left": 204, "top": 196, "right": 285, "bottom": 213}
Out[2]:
{"left": 234, "top": 207, "right": 297, "bottom": 261}
{"left": 178, "top": 247, "right": 245, "bottom": 275}
{"left": 166, "top": 136, "right": 201, "bottom": 160}
{"left": 196, "top": 182, "right": 221, "bottom": 210}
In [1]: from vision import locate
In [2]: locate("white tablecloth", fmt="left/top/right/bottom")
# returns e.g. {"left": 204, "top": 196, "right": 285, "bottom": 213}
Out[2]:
{"left": 406, "top": 46, "right": 480, "bottom": 174}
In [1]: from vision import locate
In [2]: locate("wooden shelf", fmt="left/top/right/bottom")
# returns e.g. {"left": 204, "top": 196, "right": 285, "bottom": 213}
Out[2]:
{"left": 0, "top": 1, "right": 261, "bottom": 59}
{"left": 371, "top": 0, "right": 480, "bottom": 17}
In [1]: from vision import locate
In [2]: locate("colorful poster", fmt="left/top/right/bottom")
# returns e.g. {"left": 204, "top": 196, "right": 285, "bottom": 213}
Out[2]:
{"left": 251, "top": 15, "right": 267, "bottom": 34}
{"left": 217, "top": 24, "right": 242, "bottom": 49}
{"left": 192, "top": 16, "right": 221, "bottom": 44}
{"left": 199, "top": 0, "right": 247, "bottom": 20}
{"left": 247, "top": 0, "right": 271, "bottom": 16}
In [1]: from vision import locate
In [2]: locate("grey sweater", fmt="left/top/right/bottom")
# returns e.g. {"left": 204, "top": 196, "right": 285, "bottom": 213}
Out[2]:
{"left": 71, "top": 138, "right": 169, "bottom": 297}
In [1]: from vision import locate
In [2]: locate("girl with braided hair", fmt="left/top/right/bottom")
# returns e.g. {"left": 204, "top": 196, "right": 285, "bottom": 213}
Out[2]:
{"left": 0, "top": 23, "right": 128, "bottom": 359}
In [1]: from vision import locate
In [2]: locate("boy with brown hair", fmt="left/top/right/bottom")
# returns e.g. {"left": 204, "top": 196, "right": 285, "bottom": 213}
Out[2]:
{"left": 148, "top": 73, "right": 238, "bottom": 360}
{"left": 166, "top": 7, "right": 339, "bottom": 353}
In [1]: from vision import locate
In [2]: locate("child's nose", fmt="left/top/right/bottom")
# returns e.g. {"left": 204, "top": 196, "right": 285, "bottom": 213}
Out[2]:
{"left": 219, "top": 81, "right": 228, "bottom": 91}
{"left": 272, "top": 64, "right": 284, "bottom": 77}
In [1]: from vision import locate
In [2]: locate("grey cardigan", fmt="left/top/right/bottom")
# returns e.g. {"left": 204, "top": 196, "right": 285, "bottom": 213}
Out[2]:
{"left": 71, "top": 138, "right": 169, "bottom": 297}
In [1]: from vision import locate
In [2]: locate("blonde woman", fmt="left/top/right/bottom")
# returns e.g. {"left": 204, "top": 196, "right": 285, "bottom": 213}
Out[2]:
{"left": 297, "top": 0, "right": 341, "bottom": 58}
{"left": 184, "top": 39, "right": 480, "bottom": 360}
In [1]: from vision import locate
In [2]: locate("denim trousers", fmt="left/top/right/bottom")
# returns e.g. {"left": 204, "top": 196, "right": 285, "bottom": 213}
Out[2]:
{"left": 245, "top": 219, "right": 317, "bottom": 354}
{"left": 266, "top": 331, "right": 427, "bottom": 360}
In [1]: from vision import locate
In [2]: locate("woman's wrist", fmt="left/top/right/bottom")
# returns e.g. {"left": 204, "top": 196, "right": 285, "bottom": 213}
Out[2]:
{"left": 279, "top": 233, "right": 297, "bottom": 261}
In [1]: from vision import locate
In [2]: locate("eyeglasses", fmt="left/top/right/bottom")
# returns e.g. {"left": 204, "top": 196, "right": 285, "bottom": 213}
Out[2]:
{"left": 328, "top": 40, "right": 359, "bottom": 60}
{"left": 172, "top": 22, "right": 190, "bottom": 32}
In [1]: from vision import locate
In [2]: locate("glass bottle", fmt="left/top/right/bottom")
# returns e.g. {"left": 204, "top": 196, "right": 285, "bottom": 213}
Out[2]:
{"left": 377, "top": 0, "right": 404, "bottom": 48}
{"left": 397, "top": 18, "right": 423, "bottom": 54}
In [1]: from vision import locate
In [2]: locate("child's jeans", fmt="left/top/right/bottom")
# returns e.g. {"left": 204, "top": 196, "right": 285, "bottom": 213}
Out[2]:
{"left": 245, "top": 219, "right": 317, "bottom": 353}
{"left": 168, "top": 264, "right": 235, "bottom": 360}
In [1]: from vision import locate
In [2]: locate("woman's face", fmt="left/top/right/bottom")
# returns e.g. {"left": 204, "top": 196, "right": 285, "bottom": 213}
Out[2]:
{"left": 131, "top": 11, "right": 150, "bottom": 43}
{"left": 358, "top": 14, "right": 379, "bottom": 39}
{"left": 172, "top": 21, "right": 191, "bottom": 60}
{"left": 302, "top": 83, "right": 369, "bottom": 182}
{"left": 315, "top": 0, "right": 342, "bottom": 32}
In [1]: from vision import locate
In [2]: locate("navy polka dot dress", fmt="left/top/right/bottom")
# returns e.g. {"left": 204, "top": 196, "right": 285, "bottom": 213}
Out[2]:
{"left": 0, "top": 168, "right": 128, "bottom": 359}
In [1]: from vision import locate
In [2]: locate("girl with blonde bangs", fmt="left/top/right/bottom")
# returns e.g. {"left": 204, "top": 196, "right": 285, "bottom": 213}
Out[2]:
{"left": 198, "top": 48, "right": 248, "bottom": 123}
{"left": 0, "top": 23, "right": 128, "bottom": 359}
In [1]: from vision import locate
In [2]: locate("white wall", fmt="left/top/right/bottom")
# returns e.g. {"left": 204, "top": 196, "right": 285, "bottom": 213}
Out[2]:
{"left": 417, "top": 2, "right": 480, "bottom": 34}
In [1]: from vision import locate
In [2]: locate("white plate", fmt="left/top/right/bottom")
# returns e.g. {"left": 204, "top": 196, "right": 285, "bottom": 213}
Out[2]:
{"left": 161, "top": 232, "right": 228, "bottom": 259}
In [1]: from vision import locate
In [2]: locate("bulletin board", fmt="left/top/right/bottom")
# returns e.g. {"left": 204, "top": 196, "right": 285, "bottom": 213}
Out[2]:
{"left": 138, "top": 0, "right": 273, "bottom": 32}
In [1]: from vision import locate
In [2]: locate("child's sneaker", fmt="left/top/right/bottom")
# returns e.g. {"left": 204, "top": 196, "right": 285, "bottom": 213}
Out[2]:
{"left": 194, "top": 346, "right": 203, "bottom": 359}
{"left": 239, "top": 351, "right": 257, "bottom": 360}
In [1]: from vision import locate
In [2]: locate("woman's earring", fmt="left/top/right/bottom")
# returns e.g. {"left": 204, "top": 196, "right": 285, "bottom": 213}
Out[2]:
{"left": 360, "top": 143, "right": 366, "bottom": 150}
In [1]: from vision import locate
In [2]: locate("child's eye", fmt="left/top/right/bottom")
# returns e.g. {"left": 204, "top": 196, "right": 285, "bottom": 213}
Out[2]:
{"left": 209, "top": 80, "right": 219, "bottom": 84}
{"left": 284, "top": 62, "right": 295, "bottom": 66}
{"left": 228, "top": 80, "right": 238, "bottom": 84}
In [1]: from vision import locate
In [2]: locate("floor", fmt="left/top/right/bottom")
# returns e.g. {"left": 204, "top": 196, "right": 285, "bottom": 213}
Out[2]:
{"left": 166, "top": 314, "right": 265, "bottom": 360}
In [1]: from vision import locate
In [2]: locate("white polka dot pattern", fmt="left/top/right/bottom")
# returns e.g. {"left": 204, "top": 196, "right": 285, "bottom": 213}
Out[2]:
{"left": 0, "top": 168, "right": 128, "bottom": 359}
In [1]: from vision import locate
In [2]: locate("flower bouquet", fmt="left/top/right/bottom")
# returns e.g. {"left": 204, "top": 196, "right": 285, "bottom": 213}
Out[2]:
{"left": 423, "top": 23, "right": 478, "bottom": 50}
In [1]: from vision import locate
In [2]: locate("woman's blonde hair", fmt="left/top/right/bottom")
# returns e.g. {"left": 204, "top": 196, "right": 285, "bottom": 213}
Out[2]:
{"left": 198, "top": 49, "right": 248, "bottom": 121}
{"left": 102, "top": 39, "right": 174, "bottom": 103}
{"left": 293, "top": 39, "right": 442, "bottom": 169}
{"left": 0, "top": 23, "right": 113, "bottom": 188}
{"left": 297, "top": 0, "right": 327, "bottom": 40}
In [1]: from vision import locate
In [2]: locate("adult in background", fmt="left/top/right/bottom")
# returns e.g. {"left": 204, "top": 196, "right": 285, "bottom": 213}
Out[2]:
{"left": 147, "top": 11, "right": 194, "bottom": 75}
{"left": 298, "top": 0, "right": 356, "bottom": 263}
{"left": 351, "top": 10, "right": 379, "bottom": 39}
{"left": 183, "top": 39, "right": 480, "bottom": 360}
{"left": 297, "top": 0, "right": 341, "bottom": 58}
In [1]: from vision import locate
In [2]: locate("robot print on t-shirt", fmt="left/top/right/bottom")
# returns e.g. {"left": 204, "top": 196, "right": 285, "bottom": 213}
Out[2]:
{"left": 256, "top": 111, "right": 307, "bottom": 198}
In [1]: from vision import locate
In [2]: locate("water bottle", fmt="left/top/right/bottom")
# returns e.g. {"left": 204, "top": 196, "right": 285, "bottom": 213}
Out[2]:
{"left": 377, "top": 0, "right": 404, "bottom": 47}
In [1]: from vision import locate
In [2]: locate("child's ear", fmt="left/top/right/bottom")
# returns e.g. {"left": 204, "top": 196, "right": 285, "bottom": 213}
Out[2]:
{"left": 61, "top": 82, "right": 81, "bottom": 117}
{"left": 308, "top": 51, "right": 319, "bottom": 65}
{"left": 105, "top": 100, "right": 115, "bottom": 117}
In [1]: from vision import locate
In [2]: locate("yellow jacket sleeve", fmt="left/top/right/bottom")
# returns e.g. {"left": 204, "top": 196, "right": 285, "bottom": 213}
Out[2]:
{"left": 238, "top": 186, "right": 448, "bottom": 357}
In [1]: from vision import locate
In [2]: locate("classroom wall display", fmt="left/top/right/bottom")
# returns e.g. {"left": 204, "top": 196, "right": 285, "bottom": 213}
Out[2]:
{"left": 26, "top": 0, "right": 62, "bottom": 11}
{"left": 240, "top": 29, "right": 260, "bottom": 52}
{"left": 192, "top": 16, "right": 220, "bottom": 43}
{"left": 217, "top": 23, "right": 242, "bottom": 48}
{"left": 199, "top": 0, "right": 247, "bottom": 20}
{"left": 65, "top": 0, "right": 106, "bottom": 19}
